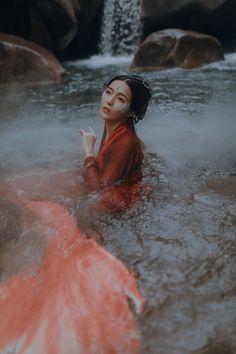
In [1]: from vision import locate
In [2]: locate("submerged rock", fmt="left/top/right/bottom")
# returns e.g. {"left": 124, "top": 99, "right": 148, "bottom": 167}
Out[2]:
{"left": 0, "top": 33, "right": 64, "bottom": 84}
{"left": 131, "top": 29, "right": 224, "bottom": 71}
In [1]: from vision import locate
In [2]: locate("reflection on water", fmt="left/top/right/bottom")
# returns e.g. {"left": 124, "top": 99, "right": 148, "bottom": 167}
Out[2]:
{"left": 0, "top": 54, "right": 236, "bottom": 353}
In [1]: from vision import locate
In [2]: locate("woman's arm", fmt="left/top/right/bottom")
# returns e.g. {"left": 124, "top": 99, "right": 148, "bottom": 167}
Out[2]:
{"left": 83, "top": 139, "right": 141, "bottom": 191}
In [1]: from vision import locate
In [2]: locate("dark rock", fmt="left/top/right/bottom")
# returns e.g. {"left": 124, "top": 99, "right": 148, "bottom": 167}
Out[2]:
{"left": 0, "top": 33, "right": 64, "bottom": 84}
{"left": 0, "top": 1, "right": 30, "bottom": 39}
{"left": 60, "top": 0, "right": 104, "bottom": 59}
{"left": 0, "top": 200, "right": 22, "bottom": 248}
{"left": 0, "top": 0, "right": 104, "bottom": 59}
{"left": 141, "top": 0, "right": 236, "bottom": 47}
{"left": 131, "top": 29, "right": 224, "bottom": 71}
{"left": 0, "top": 199, "right": 22, "bottom": 273}
{"left": 29, "top": 0, "right": 80, "bottom": 53}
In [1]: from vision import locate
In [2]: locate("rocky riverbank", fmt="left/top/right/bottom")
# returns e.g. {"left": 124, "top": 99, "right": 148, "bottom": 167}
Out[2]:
{"left": 0, "top": 0, "right": 236, "bottom": 84}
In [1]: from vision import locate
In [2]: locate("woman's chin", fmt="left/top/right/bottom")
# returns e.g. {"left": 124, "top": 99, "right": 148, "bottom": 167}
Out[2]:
{"left": 101, "top": 114, "right": 108, "bottom": 121}
{"left": 100, "top": 109, "right": 108, "bottom": 119}
{"left": 101, "top": 113, "right": 112, "bottom": 121}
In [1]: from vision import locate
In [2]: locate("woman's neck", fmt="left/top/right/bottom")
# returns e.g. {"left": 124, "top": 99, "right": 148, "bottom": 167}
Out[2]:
{"left": 105, "top": 120, "right": 126, "bottom": 139}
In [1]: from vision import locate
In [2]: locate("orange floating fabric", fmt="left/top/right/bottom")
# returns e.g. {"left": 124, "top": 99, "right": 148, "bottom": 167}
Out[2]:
{"left": 0, "top": 201, "right": 144, "bottom": 354}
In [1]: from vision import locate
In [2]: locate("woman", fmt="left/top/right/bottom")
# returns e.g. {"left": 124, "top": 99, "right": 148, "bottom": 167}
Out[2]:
{"left": 5, "top": 75, "right": 151, "bottom": 214}
{"left": 80, "top": 73, "right": 152, "bottom": 212}
{"left": 0, "top": 74, "right": 151, "bottom": 354}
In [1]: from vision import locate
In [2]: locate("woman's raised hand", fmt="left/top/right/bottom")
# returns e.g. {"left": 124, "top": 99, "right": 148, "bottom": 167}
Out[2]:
{"left": 79, "top": 126, "right": 97, "bottom": 157}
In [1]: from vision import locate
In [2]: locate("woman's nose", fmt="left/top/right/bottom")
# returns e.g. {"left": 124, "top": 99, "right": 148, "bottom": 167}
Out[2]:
{"left": 107, "top": 94, "right": 115, "bottom": 105}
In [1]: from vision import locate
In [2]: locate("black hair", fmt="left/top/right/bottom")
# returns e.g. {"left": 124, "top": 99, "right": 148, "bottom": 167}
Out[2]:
{"left": 105, "top": 73, "right": 152, "bottom": 125}
{"left": 99, "top": 74, "right": 152, "bottom": 147}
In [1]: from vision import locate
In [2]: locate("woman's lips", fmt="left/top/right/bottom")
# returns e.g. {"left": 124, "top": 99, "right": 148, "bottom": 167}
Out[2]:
{"left": 102, "top": 106, "right": 110, "bottom": 114}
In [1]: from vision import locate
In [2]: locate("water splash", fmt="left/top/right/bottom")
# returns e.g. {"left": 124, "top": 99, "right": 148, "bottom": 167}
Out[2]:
{"left": 69, "top": 54, "right": 132, "bottom": 68}
{"left": 202, "top": 52, "right": 236, "bottom": 71}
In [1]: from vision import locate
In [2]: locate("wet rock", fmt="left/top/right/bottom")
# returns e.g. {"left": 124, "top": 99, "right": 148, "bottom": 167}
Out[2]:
{"left": 141, "top": 0, "right": 236, "bottom": 45}
{"left": 0, "top": 0, "right": 104, "bottom": 59}
{"left": 0, "top": 200, "right": 22, "bottom": 247}
{"left": 204, "top": 176, "right": 236, "bottom": 198}
{"left": 29, "top": 0, "right": 80, "bottom": 53}
{"left": 60, "top": 0, "right": 104, "bottom": 59}
{"left": 0, "top": 33, "right": 64, "bottom": 84}
{"left": 131, "top": 29, "right": 224, "bottom": 71}
{"left": 0, "top": 200, "right": 22, "bottom": 273}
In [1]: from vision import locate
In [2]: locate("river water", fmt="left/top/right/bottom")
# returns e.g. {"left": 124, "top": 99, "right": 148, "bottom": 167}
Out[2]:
{"left": 0, "top": 53, "right": 236, "bottom": 353}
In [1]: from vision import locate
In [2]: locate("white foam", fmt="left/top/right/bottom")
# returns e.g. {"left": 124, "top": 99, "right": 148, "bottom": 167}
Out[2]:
{"left": 202, "top": 52, "right": 236, "bottom": 71}
{"left": 67, "top": 54, "right": 132, "bottom": 68}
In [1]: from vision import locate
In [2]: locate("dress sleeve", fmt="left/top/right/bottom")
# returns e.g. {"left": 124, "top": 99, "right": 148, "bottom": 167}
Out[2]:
{"left": 83, "top": 139, "right": 139, "bottom": 191}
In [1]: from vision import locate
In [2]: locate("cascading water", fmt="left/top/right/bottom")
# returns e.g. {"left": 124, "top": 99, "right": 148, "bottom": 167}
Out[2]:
{"left": 100, "top": 0, "right": 142, "bottom": 55}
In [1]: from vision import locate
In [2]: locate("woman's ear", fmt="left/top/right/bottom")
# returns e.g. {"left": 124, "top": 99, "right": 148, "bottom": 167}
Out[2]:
{"left": 127, "top": 110, "right": 135, "bottom": 118}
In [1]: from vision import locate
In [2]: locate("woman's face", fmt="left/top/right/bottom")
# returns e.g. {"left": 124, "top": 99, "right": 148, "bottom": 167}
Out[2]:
{"left": 100, "top": 80, "right": 133, "bottom": 123}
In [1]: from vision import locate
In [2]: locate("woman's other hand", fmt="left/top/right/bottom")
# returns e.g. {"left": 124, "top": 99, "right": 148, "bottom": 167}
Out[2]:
{"left": 79, "top": 127, "right": 97, "bottom": 157}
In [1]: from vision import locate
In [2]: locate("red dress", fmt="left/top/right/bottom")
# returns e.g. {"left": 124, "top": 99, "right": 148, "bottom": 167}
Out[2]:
{"left": 0, "top": 123, "right": 146, "bottom": 354}
{"left": 82, "top": 122, "right": 145, "bottom": 212}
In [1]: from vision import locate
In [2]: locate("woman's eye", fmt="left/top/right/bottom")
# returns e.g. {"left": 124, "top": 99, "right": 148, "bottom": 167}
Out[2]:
{"left": 105, "top": 89, "right": 112, "bottom": 94}
{"left": 118, "top": 97, "right": 125, "bottom": 103}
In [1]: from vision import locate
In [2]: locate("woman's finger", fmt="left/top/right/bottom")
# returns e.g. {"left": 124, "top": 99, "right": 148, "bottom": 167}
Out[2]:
{"left": 89, "top": 126, "right": 95, "bottom": 135}
{"left": 79, "top": 129, "right": 85, "bottom": 136}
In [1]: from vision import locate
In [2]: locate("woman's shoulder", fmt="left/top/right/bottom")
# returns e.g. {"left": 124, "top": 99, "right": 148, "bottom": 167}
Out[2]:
{"left": 115, "top": 126, "right": 140, "bottom": 146}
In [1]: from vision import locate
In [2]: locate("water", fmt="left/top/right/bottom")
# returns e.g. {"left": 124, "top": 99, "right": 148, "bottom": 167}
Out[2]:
{"left": 100, "top": 0, "right": 142, "bottom": 55}
{"left": 0, "top": 53, "right": 236, "bottom": 353}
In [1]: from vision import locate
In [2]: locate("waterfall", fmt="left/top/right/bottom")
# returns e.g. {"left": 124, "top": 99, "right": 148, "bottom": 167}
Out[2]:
{"left": 100, "top": 0, "right": 142, "bottom": 55}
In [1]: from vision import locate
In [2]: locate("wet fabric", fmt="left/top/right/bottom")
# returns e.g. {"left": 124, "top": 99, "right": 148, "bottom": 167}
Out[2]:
{"left": 83, "top": 122, "right": 143, "bottom": 190}
{"left": 83, "top": 122, "right": 146, "bottom": 212}
{"left": 0, "top": 201, "right": 144, "bottom": 354}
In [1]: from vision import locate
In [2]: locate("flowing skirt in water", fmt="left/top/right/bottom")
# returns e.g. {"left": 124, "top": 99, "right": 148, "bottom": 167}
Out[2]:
{"left": 0, "top": 200, "right": 144, "bottom": 354}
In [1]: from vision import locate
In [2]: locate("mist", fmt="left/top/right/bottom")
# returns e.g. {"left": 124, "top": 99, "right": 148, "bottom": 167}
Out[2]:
{"left": 1, "top": 85, "right": 236, "bottom": 185}
{"left": 0, "top": 97, "right": 104, "bottom": 177}
{"left": 138, "top": 97, "right": 236, "bottom": 177}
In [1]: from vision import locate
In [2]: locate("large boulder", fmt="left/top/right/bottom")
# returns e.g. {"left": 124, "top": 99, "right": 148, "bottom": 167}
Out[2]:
{"left": 59, "top": 0, "right": 104, "bottom": 59}
{"left": 29, "top": 0, "right": 81, "bottom": 53}
{"left": 0, "top": 33, "right": 64, "bottom": 84}
{"left": 0, "top": 0, "right": 104, "bottom": 59}
{"left": 141, "top": 0, "right": 236, "bottom": 45}
{"left": 131, "top": 29, "right": 224, "bottom": 71}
